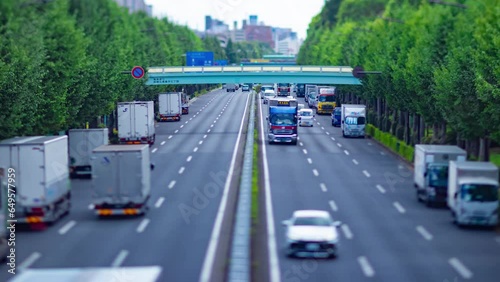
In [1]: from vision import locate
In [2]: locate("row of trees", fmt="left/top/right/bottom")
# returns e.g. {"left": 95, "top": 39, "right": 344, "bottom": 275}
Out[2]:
{"left": 0, "top": 0, "right": 274, "bottom": 139}
{"left": 298, "top": 0, "right": 499, "bottom": 160}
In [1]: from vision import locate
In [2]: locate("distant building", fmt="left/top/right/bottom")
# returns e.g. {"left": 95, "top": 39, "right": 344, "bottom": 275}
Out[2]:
{"left": 244, "top": 25, "right": 274, "bottom": 48}
{"left": 113, "top": 0, "right": 152, "bottom": 16}
{"left": 205, "top": 16, "right": 213, "bottom": 31}
{"left": 275, "top": 36, "right": 301, "bottom": 55}
{"left": 249, "top": 15, "right": 258, "bottom": 25}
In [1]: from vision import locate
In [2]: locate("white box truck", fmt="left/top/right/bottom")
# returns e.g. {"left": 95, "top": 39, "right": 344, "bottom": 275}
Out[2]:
{"left": 69, "top": 128, "right": 109, "bottom": 178}
{"left": 341, "top": 104, "right": 366, "bottom": 138}
{"left": 117, "top": 101, "right": 156, "bottom": 145}
{"left": 181, "top": 92, "right": 189, "bottom": 115}
{"left": 158, "top": 92, "right": 182, "bottom": 121}
{"left": 0, "top": 170, "right": 9, "bottom": 260}
{"left": 90, "top": 145, "right": 153, "bottom": 216}
{"left": 414, "top": 145, "right": 467, "bottom": 206}
{"left": 448, "top": 161, "right": 499, "bottom": 227}
{"left": 0, "top": 136, "right": 71, "bottom": 225}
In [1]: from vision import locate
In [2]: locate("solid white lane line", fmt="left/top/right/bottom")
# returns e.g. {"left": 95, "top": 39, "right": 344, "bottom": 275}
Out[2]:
{"left": 161, "top": 141, "right": 166, "bottom": 145}
{"left": 416, "top": 225, "right": 433, "bottom": 240}
{"left": 341, "top": 224, "right": 353, "bottom": 239}
{"left": 320, "top": 183, "right": 327, "bottom": 192}
{"left": 151, "top": 148, "right": 158, "bottom": 153}
{"left": 329, "top": 200, "right": 338, "bottom": 212}
{"left": 344, "top": 150, "right": 349, "bottom": 155}
{"left": 178, "top": 167, "right": 185, "bottom": 174}
{"left": 302, "top": 149, "right": 307, "bottom": 154}
{"left": 174, "top": 130, "right": 179, "bottom": 133}
{"left": 111, "top": 250, "right": 129, "bottom": 267}
{"left": 168, "top": 180, "right": 176, "bottom": 189}
{"left": 194, "top": 147, "right": 199, "bottom": 152}
{"left": 337, "top": 143, "right": 342, "bottom": 147}
{"left": 168, "top": 135, "right": 173, "bottom": 139}
{"left": 393, "top": 202, "right": 406, "bottom": 214}
{"left": 199, "top": 140, "right": 203, "bottom": 145}
{"left": 136, "top": 219, "right": 150, "bottom": 233}
{"left": 449, "top": 258, "right": 473, "bottom": 279}
{"left": 376, "top": 185, "right": 386, "bottom": 194}
{"left": 362, "top": 170, "right": 371, "bottom": 178}
{"left": 258, "top": 96, "right": 281, "bottom": 282}
{"left": 58, "top": 220, "right": 76, "bottom": 235}
{"left": 200, "top": 91, "right": 251, "bottom": 282}
{"left": 155, "top": 197, "right": 165, "bottom": 208}
{"left": 187, "top": 156, "right": 192, "bottom": 162}
{"left": 307, "top": 158, "right": 312, "bottom": 164}
{"left": 352, "top": 159, "right": 359, "bottom": 165}
{"left": 18, "top": 252, "right": 42, "bottom": 270}
{"left": 313, "top": 169, "right": 319, "bottom": 177}
{"left": 358, "top": 256, "right": 375, "bottom": 277}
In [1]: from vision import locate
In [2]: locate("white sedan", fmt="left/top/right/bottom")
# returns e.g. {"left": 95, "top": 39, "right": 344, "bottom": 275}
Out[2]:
{"left": 298, "top": 109, "right": 314, "bottom": 127}
{"left": 282, "top": 210, "right": 341, "bottom": 258}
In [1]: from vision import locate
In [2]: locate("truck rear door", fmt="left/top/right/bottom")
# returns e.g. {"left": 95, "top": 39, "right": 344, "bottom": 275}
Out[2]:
{"left": 118, "top": 104, "right": 133, "bottom": 139}
{"left": 134, "top": 103, "right": 149, "bottom": 138}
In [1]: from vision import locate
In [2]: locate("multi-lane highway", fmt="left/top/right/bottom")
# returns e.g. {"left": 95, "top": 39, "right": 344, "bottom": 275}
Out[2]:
{"left": 0, "top": 88, "right": 250, "bottom": 282}
{"left": 259, "top": 94, "right": 500, "bottom": 282}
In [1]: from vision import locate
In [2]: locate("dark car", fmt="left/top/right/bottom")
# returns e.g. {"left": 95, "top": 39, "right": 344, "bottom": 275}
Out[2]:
{"left": 332, "top": 107, "right": 341, "bottom": 127}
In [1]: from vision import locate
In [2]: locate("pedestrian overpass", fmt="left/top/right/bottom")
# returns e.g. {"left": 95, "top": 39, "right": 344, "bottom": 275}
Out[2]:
{"left": 145, "top": 65, "right": 362, "bottom": 85}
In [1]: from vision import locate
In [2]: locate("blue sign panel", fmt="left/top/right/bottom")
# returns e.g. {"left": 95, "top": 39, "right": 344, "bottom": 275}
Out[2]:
{"left": 186, "top": 51, "right": 214, "bottom": 66}
{"left": 214, "top": 60, "right": 228, "bottom": 66}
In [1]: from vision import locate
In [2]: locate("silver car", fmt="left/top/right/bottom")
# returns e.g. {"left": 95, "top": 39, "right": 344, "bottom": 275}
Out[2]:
{"left": 282, "top": 210, "right": 341, "bottom": 258}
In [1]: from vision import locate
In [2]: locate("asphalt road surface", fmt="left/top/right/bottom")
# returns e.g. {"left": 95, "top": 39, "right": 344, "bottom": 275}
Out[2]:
{"left": 259, "top": 94, "right": 500, "bottom": 282}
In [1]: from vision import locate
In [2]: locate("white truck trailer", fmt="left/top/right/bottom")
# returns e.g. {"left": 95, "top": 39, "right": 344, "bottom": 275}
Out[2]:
{"left": 158, "top": 92, "right": 182, "bottom": 121}
{"left": 117, "top": 101, "right": 155, "bottom": 145}
{"left": 414, "top": 145, "right": 467, "bottom": 206}
{"left": 90, "top": 145, "right": 153, "bottom": 216}
{"left": 341, "top": 104, "right": 366, "bottom": 138}
{"left": 68, "top": 128, "right": 109, "bottom": 178}
{"left": 0, "top": 169, "right": 9, "bottom": 260}
{"left": 448, "top": 161, "right": 499, "bottom": 227}
{"left": 0, "top": 136, "right": 71, "bottom": 225}
{"left": 8, "top": 266, "right": 162, "bottom": 282}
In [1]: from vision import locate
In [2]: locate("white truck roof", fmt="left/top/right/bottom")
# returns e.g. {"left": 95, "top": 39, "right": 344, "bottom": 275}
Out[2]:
{"left": 415, "top": 144, "right": 467, "bottom": 154}
{"left": 93, "top": 144, "right": 148, "bottom": 152}
{"left": 0, "top": 135, "right": 66, "bottom": 145}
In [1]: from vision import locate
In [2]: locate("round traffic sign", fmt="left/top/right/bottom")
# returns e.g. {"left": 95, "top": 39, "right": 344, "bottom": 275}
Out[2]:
{"left": 131, "top": 66, "right": 145, "bottom": 79}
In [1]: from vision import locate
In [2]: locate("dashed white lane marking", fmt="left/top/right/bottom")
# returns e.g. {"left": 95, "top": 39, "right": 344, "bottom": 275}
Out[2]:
{"left": 151, "top": 148, "right": 158, "bottom": 153}
{"left": 302, "top": 149, "right": 307, "bottom": 154}
{"left": 329, "top": 200, "right": 338, "bottom": 211}
{"left": 344, "top": 150, "right": 349, "bottom": 155}
{"left": 199, "top": 140, "right": 203, "bottom": 145}
{"left": 174, "top": 130, "right": 179, "bottom": 133}
{"left": 168, "top": 180, "right": 176, "bottom": 189}
{"left": 362, "top": 170, "right": 371, "bottom": 178}
{"left": 307, "top": 158, "right": 312, "bottom": 164}
{"left": 320, "top": 183, "right": 327, "bottom": 192}
{"left": 352, "top": 159, "right": 359, "bottom": 165}
{"left": 58, "top": 220, "right": 76, "bottom": 235}
{"left": 136, "top": 219, "right": 150, "bottom": 233}
{"left": 187, "top": 156, "right": 192, "bottom": 162}
{"left": 321, "top": 126, "right": 325, "bottom": 130}
{"left": 194, "top": 147, "right": 199, "bottom": 152}
{"left": 111, "top": 250, "right": 129, "bottom": 267}
{"left": 380, "top": 151, "right": 386, "bottom": 155}
{"left": 207, "top": 129, "right": 211, "bottom": 133}
{"left": 331, "top": 137, "right": 335, "bottom": 141}
{"left": 368, "top": 142, "right": 372, "bottom": 145}
{"left": 337, "top": 143, "right": 342, "bottom": 147}
{"left": 214, "top": 120, "right": 217, "bottom": 123}
{"left": 341, "top": 224, "right": 353, "bottom": 239}
{"left": 393, "top": 202, "right": 406, "bottom": 214}
{"left": 416, "top": 225, "right": 433, "bottom": 241}
{"left": 317, "top": 122, "right": 320, "bottom": 125}
{"left": 312, "top": 169, "right": 319, "bottom": 177}
{"left": 376, "top": 184, "right": 386, "bottom": 194}
{"left": 299, "top": 142, "right": 303, "bottom": 146}
{"left": 178, "top": 167, "right": 185, "bottom": 174}
{"left": 326, "top": 132, "right": 330, "bottom": 135}
{"left": 203, "top": 134, "right": 207, "bottom": 139}
{"left": 398, "top": 164, "right": 404, "bottom": 170}
{"left": 19, "top": 252, "right": 42, "bottom": 270}
{"left": 449, "top": 258, "right": 473, "bottom": 279}
{"left": 168, "top": 135, "right": 173, "bottom": 139}
{"left": 185, "top": 121, "right": 188, "bottom": 124}
{"left": 155, "top": 197, "right": 165, "bottom": 208}
{"left": 161, "top": 141, "right": 166, "bottom": 145}
{"left": 358, "top": 256, "right": 375, "bottom": 277}
{"left": 88, "top": 204, "right": 94, "bottom": 210}
{"left": 210, "top": 124, "right": 214, "bottom": 128}
{"left": 193, "top": 115, "right": 197, "bottom": 118}
{"left": 190, "top": 118, "right": 193, "bottom": 120}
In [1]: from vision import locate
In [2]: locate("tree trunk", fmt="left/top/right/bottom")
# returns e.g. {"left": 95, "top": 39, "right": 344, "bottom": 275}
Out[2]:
{"left": 405, "top": 111, "right": 410, "bottom": 144}
{"left": 440, "top": 122, "right": 447, "bottom": 144}
{"left": 479, "top": 136, "right": 490, "bottom": 161}
{"left": 377, "top": 97, "right": 382, "bottom": 128}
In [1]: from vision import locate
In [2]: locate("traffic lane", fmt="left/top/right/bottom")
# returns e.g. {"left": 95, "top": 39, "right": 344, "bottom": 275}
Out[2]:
{"left": 154, "top": 89, "right": 223, "bottom": 136}
{"left": 298, "top": 129, "right": 459, "bottom": 281}
{"left": 121, "top": 92, "right": 249, "bottom": 282}
{"left": 261, "top": 105, "right": 367, "bottom": 282}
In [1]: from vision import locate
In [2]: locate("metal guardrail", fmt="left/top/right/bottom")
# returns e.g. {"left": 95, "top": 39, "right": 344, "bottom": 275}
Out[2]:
{"left": 148, "top": 65, "right": 354, "bottom": 74}
{"left": 227, "top": 91, "right": 256, "bottom": 282}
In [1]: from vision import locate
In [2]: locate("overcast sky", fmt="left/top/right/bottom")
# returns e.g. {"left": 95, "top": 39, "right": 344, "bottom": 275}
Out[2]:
{"left": 145, "top": 0, "right": 325, "bottom": 40}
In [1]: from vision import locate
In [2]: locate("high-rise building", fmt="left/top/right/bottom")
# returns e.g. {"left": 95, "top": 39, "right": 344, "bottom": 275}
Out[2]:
{"left": 205, "top": 16, "right": 213, "bottom": 31}
{"left": 244, "top": 25, "right": 274, "bottom": 48}
{"left": 249, "top": 15, "right": 258, "bottom": 25}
